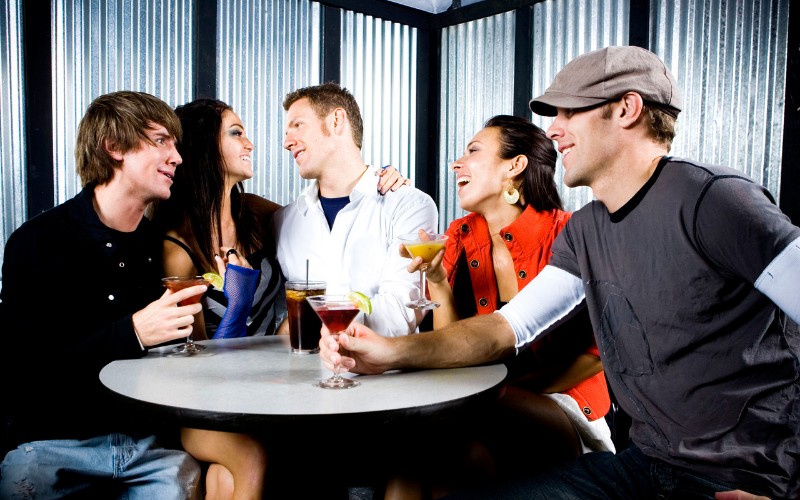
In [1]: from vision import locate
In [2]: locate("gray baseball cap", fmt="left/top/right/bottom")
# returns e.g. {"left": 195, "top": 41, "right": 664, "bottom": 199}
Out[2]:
{"left": 529, "top": 46, "right": 682, "bottom": 117}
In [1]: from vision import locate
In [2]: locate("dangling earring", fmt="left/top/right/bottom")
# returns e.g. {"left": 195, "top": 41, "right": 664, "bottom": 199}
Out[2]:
{"left": 503, "top": 180, "right": 520, "bottom": 205}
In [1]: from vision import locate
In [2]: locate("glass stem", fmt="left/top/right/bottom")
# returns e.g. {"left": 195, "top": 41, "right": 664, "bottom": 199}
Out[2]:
{"left": 419, "top": 270, "right": 428, "bottom": 305}
{"left": 331, "top": 333, "right": 342, "bottom": 380}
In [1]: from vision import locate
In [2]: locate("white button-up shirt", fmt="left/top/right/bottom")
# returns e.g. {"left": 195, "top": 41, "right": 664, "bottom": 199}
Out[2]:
{"left": 273, "top": 165, "right": 438, "bottom": 337}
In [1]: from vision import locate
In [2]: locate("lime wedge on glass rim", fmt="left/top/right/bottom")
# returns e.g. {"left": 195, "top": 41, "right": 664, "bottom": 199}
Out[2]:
{"left": 346, "top": 291, "right": 372, "bottom": 315}
{"left": 202, "top": 272, "right": 224, "bottom": 290}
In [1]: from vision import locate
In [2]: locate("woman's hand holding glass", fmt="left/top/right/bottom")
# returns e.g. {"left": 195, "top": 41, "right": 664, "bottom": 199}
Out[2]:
{"left": 402, "top": 241, "right": 446, "bottom": 285}
{"left": 398, "top": 230, "right": 448, "bottom": 310}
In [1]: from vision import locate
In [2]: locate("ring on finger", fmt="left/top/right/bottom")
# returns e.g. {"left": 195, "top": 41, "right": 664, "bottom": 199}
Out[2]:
{"left": 226, "top": 248, "right": 238, "bottom": 257}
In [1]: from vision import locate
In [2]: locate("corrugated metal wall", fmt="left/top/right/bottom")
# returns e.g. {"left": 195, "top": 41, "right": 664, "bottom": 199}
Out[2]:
{"left": 52, "top": 0, "right": 194, "bottom": 204}
{"left": 436, "top": 0, "right": 787, "bottom": 226}
{"left": 215, "top": 2, "right": 419, "bottom": 207}
{"left": 0, "top": 1, "right": 26, "bottom": 251}
{"left": 438, "top": 0, "right": 631, "bottom": 225}
{"left": 204, "top": 1, "right": 420, "bottom": 207}
{"left": 217, "top": 0, "right": 320, "bottom": 207}
{"left": 530, "top": 0, "right": 629, "bottom": 214}
{"left": 439, "top": 10, "right": 517, "bottom": 227}
{"left": 0, "top": 0, "right": 791, "bottom": 278}
{"left": 653, "top": 0, "right": 788, "bottom": 198}
{"left": 340, "top": 11, "right": 418, "bottom": 183}
{"left": 437, "top": 1, "right": 629, "bottom": 226}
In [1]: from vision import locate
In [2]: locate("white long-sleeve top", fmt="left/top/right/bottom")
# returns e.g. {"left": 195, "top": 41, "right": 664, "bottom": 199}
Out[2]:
{"left": 273, "top": 165, "right": 439, "bottom": 337}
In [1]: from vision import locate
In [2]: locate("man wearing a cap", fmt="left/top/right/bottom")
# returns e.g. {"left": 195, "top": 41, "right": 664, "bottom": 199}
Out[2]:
{"left": 319, "top": 46, "right": 800, "bottom": 499}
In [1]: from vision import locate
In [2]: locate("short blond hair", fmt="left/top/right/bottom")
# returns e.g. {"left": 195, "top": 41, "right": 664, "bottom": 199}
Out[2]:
{"left": 283, "top": 82, "right": 363, "bottom": 149}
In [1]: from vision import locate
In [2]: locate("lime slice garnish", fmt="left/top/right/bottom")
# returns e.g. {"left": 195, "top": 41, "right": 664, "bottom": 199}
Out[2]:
{"left": 202, "top": 272, "right": 224, "bottom": 290}
{"left": 346, "top": 291, "right": 372, "bottom": 315}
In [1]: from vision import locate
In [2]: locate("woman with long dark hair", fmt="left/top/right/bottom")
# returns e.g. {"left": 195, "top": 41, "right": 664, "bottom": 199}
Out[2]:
{"left": 153, "top": 98, "right": 284, "bottom": 339}
{"left": 151, "top": 98, "right": 277, "bottom": 499}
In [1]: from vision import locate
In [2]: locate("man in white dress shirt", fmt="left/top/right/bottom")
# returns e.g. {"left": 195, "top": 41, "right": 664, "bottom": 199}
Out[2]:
{"left": 273, "top": 82, "right": 438, "bottom": 337}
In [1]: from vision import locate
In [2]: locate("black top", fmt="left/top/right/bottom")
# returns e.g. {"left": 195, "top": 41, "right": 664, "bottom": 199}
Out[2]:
{"left": 163, "top": 236, "right": 285, "bottom": 337}
{"left": 0, "top": 187, "right": 171, "bottom": 450}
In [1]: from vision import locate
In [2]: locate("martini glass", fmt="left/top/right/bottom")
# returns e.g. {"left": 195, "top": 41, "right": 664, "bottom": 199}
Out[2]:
{"left": 398, "top": 232, "right": 449, "bottom": 310}
{"left": 161, "top": 276, "right": 210, "bottom": 355}
{"left": 306, "top": 294, "right": 361, "bottom": 389}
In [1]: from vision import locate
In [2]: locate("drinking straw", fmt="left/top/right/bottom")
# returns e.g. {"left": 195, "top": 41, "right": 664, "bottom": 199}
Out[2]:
{"left": 306, "top": 259, "right": 309, "bottom": 287}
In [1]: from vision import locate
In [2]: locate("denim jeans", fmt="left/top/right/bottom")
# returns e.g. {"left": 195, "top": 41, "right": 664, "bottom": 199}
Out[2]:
{"left": 0, "top": 433, "right": 200, "bottom": 499}
{"left": 447, "top": 444, "right": 752, "bottom": 500}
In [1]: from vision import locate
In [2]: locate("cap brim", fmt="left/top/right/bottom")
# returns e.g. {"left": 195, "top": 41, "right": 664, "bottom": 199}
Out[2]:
{"left": 529, "top": 93, "right": 610, "bottom": 116}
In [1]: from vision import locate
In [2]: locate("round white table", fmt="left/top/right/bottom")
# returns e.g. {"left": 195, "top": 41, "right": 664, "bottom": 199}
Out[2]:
{"left": 99, "top": 335, "right": 508, "bottom": 432}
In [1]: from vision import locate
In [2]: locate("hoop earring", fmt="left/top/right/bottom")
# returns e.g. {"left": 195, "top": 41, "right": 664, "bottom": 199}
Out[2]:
{"left": 503, "top": 182, "right": 520, "bottom": 205}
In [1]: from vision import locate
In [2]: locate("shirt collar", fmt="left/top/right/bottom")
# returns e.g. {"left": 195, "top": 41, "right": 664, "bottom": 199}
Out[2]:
{"left": 72, "top": 186, "right": 113, "bottom": 243}
{"left": 295, "top": 165, "right": 378, "bottom": 214}
{"left": 71, "top": 185, "right": 150, "bottom": 245}
{"left": 296, "top": 181, "right": 321, "bottom": 214}
{"left": 350, "top": 165, "right": 381, "bottom": 201}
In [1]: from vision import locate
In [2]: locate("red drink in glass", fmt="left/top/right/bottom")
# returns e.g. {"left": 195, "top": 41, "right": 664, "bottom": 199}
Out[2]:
{"left": 161, "top": 276, "right": 210, "bottom": 355}
{"left": 314, "top": 305, "right": 359, "bottom": 333}
{"left": 162, "top": 276, "right": 209, "bottom": 305}
{"left": 306, "top": 294, "right": 364, "bottom": 389}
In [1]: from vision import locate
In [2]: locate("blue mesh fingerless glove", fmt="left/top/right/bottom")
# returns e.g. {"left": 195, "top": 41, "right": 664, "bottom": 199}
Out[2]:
{"left": 212, "top": 264, "right": 259, "bottom": 339}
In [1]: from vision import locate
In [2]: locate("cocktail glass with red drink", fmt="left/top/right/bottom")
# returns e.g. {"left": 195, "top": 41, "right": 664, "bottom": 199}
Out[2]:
{"left": 162, "top": 276, "right": 209, "bottom": 355}
{"left": 306, "top": 294, "right": 362, "bottom": 389}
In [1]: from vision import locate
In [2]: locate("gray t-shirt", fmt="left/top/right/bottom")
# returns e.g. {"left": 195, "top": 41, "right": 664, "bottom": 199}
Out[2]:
{"left": 549, "top": 157, "right": 800, "bottom": 498}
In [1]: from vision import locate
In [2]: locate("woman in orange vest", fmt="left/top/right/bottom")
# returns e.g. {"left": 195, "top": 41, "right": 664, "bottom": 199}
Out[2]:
{"left": 387, "top": 115, "right": 613, "bottom": 499}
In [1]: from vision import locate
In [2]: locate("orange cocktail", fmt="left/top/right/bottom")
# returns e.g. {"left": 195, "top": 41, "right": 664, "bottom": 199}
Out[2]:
{"left": 398, "top": 232, "right": 449, "bottom": 311}
{"left": 403, "top": 240, "right": 446, "bottom": 268}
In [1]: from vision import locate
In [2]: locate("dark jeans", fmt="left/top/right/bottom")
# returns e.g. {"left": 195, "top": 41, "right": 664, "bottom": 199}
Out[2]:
{"left": 446, "top": 444, "right": 752, "bottom": 500}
